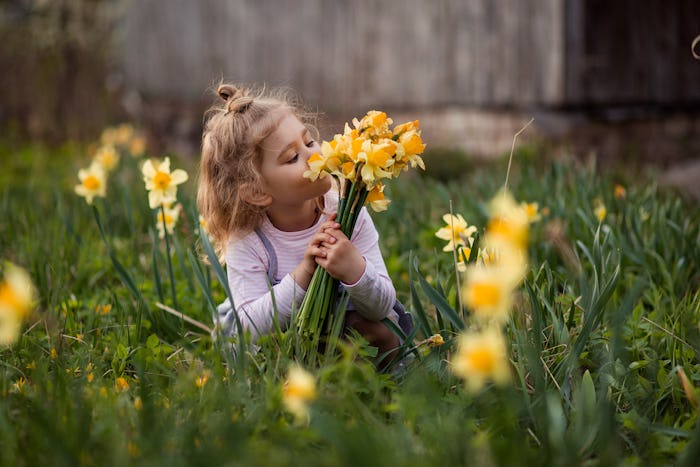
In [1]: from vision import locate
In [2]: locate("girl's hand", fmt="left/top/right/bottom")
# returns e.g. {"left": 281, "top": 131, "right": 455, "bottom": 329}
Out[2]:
{"left": 315, "top": 226, "right": 365, "bottom": 284}
{"left": 291, "top": 214, "right": 340, "bottom": 288}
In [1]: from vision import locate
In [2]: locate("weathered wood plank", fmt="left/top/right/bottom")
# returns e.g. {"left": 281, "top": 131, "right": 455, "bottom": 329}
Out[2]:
{"left": 118, "top": 0, "right": 698, "bottom": 113}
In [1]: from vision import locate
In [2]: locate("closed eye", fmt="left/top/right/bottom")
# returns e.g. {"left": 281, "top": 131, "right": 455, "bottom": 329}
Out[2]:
{"left": 305, "top": 139, "right": 315, "bottom": 148}
{"left": 287, "top": 154, "right": 299, "bottom": 164}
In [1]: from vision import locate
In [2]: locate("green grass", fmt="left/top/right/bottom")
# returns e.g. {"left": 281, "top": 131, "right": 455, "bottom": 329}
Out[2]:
{"left": 1, "top": 140, "right": 699, "bottom": 466}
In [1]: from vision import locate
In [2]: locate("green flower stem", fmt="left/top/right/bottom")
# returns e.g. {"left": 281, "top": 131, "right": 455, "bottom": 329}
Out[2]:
{"left": 160, "top": 205, "right": 178, "bottom": 310}
{"left": 295, "top": 174, "right": 370, "bottom": 364}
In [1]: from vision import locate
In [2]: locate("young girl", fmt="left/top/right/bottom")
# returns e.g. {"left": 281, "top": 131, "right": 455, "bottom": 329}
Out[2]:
{"left": 197, "top": 83, "right": 401, "bottom": 358}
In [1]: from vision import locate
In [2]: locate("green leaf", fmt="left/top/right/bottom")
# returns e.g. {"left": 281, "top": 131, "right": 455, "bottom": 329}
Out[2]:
{"left": 413, "top": 257, "right": 464, "bottom": 331}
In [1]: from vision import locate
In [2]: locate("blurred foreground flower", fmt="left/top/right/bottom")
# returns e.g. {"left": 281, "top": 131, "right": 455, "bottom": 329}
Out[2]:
{"left": 487, "top": 191, "right": 529, "bottom": 250}
{"left": 451, "top": 326, "right": 510, "bottom": 392}
{"left": 0, "top": 262, "right": 37, "bottom": 346}
{"left": 142, "top": 157, "right": 188, "bottom": 208}
{"left": 462, "top": 264, "right": 516, "bottom": 324}
{"left": 282, "top": 365, "right": 317, "bottom": 421}
{"left": 74, "top": 163, "right": 107, "bottom": 205}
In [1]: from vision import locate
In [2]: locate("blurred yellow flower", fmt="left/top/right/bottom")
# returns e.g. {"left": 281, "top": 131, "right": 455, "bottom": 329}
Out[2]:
{"left": 521, "top": 202, "right": 541, "bottom": 223}
{"left": 129, "top": 136, "right": 146, "bottom": 157}
{"left": 0, "top": 262, "right": 36, "bottom": 346}
{"left": 142, "top": 157, "right": 188, "bottom": 208}
{"left": 462, "top": 263, "right": 516, "bottom": 324}
{"left": 198, "top": 215, "right": 208, "bottom": 233}
{"left": 282, "top": 365, "right": 316, "bottom": 420}
{"left": 74, "top": 162, "right": 107, "bottom": 205}
{"left": 594, "top": 203, "right": 607, "bottom": 222}
{"left": 451, "top": 326, "right": 510, "bottom": 392}
{"left": 115, "top": 376, "right": 129, "bottom": 392}
{"left": 195, "top": 372, "right": 210, "bottom": 388}
{"left": 93, "top": 145, "right": 120, "bottom": 172}
{"left": 427, "top": 333, "right": 445, "bottom": 348}
{"left": 12, "top": 376, "right": 28, "bottom": 394}
{"left": 487, "top": 191, "right": 529, "bottom": 250}
{"left": 156, "top": 203, "right": 181, "bottom": 239}
{"left": 614, "top": 184, "right": 626, "bottom": 199}
{"left": 435, "top": 214, "right": 477, "bottom": 253}
{"left": 115, "top": 124, "right": 134, "bottom": 146}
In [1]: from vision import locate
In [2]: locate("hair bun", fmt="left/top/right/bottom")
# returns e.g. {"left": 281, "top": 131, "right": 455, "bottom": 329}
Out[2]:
{"left": 218, "top": 84, "right": 254, "bottom": 114}
{"left": 217, "top": 84, "right": 240, "bottom": 102}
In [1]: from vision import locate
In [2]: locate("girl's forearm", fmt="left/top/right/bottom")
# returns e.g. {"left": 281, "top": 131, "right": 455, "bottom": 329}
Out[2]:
{"left": 290, "top": 261, "right": 315, "bottom": 290}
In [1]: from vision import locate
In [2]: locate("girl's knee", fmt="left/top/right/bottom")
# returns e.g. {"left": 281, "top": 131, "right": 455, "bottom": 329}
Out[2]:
{"left": 344, "top": 311, "right": 398, "bottom": 349}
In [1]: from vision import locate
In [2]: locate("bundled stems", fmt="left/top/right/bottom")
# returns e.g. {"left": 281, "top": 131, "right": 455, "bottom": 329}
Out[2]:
{"left": 295, "top": 174, "right": 369, "bottom": 364}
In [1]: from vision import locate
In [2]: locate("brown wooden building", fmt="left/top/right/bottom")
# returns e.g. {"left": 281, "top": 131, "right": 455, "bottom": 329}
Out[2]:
{"left": 118, "top": 0, "right": 700, "bottom": 160}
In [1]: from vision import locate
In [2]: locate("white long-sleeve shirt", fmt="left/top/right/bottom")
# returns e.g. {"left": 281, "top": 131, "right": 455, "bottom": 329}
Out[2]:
{"left": 216, "top": 190, "right": 397, "bottom": 342}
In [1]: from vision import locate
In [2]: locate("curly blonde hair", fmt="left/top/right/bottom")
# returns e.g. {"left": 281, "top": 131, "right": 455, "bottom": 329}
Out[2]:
{"left": 197, "top": 82, "right": 316, "bottom": 256}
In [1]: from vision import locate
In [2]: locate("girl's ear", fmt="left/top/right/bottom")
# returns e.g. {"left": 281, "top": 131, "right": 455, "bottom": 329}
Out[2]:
{"left": 240, "top": 183, "right": 272, "bottom": 207}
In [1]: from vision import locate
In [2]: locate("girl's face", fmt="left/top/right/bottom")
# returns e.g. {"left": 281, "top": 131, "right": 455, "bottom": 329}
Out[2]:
{"left": 258, "top": 111, "right": 331, "bottom": 206}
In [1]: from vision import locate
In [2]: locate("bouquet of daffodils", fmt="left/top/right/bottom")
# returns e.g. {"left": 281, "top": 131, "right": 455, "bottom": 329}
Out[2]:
{"left": 295, "top": 110, "right": 426, "bottom": 360}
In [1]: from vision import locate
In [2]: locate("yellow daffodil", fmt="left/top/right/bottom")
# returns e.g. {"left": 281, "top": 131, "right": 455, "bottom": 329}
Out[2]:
{"left": 115, "top": 124, "right": 134, "bottom": 146}
{"left": 93, "top": 145, "right": 120, "bottom": 172}
{"left": 195, "top": 372, "right": 210, "bottom": 388}
{"left": 479, "top": 247, "right": 497, "bottom": 267}
{"left": 521, "top": 202, "right": 541, "bottom": 223}
{"left": 456, "top": 256, "right": 467, "bottom": 272}
{"left": 426, "top": 333, "right": 445, "bottom": 348}
{"left": 100, "top": 127, "right": 117, "bottom": 146}
{"left": 614, "top": 184, "right": 626, "bottom": 199}
{"left": 0, "top": 263, "right": 35, "bottom": 320}
{"left": 392, "top": 120, "right": 426, "bottom": 174}
{"left": 303, "top": 152, "right": 327, "bottom": 181}
{"left": 487, "top": 191, "right": 529, "bottom": 250}
{"left": 198, "top": 215, "right": 208, "bottom": 233}
{"left": 462, "top": 263, "right": 519, "bottom": 324}
{"left": 115, "top": 376, "right": 129, "bottom": 392}
{"left": 142, "top": 157, "right": 188, "bottom": 209}
{"left": 129, "top": 136, "right": 146, "bottom": 157}
{"left": 74, "top": 162, "right": 107, "bottom": 205}
{"left": 282, "top": 365, "right": 317, "bottom": 420}
{"left": 0, "top": 309, "right": 22, "bottom": 346}
{"left": 357, "top": 140, "right": 394, "bottom": 186}
{"left": 367, "top": 183, "right": 391, "bottom": 212}
{"left": 353, "top": 110, "right": 392, "bottom": 139}
{"left": 451, "top": 326, "right": 511, "bottom": 392}
{"left": 156, "top": 204, "right": 181, "bottom": 239}
{"left": 594, "top": 203, "right": 607, "bottom": 222}
{"left": 435, "top": 214, "right": 477, "bottom": 252}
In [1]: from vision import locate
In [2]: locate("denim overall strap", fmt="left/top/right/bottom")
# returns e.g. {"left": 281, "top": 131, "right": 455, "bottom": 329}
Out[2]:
{"left": 254, "top": 228, "right": 280, "bottom": 286}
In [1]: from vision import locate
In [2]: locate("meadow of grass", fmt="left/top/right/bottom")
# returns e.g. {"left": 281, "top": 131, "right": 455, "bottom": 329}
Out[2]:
{"left": 1, "top": 138, "right": 699, "bottom": 466}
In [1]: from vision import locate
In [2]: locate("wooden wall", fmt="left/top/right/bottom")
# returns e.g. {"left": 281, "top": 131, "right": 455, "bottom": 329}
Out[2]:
{"left": 119, "top": 0, "right": 565, "bottom": 113}
{"left": 119, "top": 0, "right": 700, "bottom": 115}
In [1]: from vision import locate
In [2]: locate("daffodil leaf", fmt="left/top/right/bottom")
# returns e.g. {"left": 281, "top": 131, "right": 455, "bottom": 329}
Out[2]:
{"left": 409, "top": 252, "right": 433, "bottom": 338}
{"left": 412, "top": 257, "right": 464, "bottom": 331}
